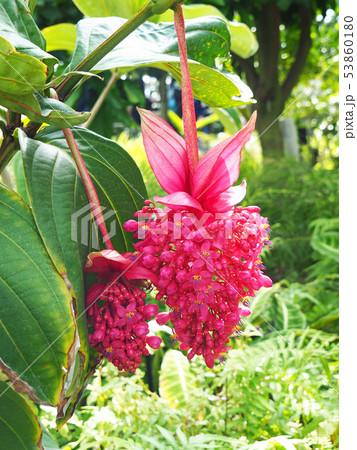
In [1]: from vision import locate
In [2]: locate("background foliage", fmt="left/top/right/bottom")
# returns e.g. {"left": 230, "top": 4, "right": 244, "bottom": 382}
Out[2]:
{"left": 0, "top": 0, "right": 338, "bottom": 449}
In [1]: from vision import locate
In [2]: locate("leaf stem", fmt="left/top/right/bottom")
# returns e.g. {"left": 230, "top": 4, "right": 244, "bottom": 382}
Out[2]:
{"left": 49, "top": 90, "right": 114, "bottom": 250}
{"left": 173, "top": 4, "right": 199, "bottom": 180}
{"left": 82, "top": 71, "right": 118, "bottom": 129}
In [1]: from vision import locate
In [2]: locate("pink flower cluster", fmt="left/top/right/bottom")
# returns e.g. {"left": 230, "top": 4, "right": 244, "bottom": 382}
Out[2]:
{"left": 124, "top": 203, "right": 272, "bottom": 368}
{"left": 86, "top": 281, "right": 160, "bottom": 372}
{"left": 84, "top": 250, "right": 161, "bottom": 372}
{"left": 82, "top": 7, "right": 272, "bottom": 373}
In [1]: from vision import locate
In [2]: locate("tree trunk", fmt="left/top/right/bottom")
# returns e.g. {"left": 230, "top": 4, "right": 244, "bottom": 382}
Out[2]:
{"left": 232, "top": 1, "right": 312, "bottom": 161}
{"left": 255, "top": 110, "right": 284, "bottom": 159}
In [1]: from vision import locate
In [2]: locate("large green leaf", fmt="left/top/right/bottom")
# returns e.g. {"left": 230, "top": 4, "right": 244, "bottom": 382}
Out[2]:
{"left": 0, "top": 186, "right": 78, "bottom": 406}
{"left": 19, "top": 130, "right": 91, "bottom": 418}
{"left": 19, "top": 130, "right": 89, "bottom": 312}
{"left": 0, "top": 0, "right": 57, "bottom": 75}
{"left": 68, "top": 16, "right": 230, "bottom": 70}
{"left": 159, "top": 350, "right": 197, "bottom": 408}
{"left": 72, "top": 0, "right": 258, "bottom": 58}
{"left": 0, "top": 92, "right": 90, "bottom": 126}
{"left": 0, "top": 36, "right": 48, "bottom": 95}
{"left": 64, "top": 17, "right": 253, "bottom": 107}
{"left": 36, "top": 127, "right": 148, "bottom": 254}
{"left": 0, "top": 381, "right": 42, "bottom": 449}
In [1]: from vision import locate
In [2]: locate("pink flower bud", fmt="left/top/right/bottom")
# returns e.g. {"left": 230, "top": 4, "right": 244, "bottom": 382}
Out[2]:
{"left": 143, "top": 303, "right": 159, "bottom": 320}
{"left": 147, "top": 335, "right": 162, "bottom": 349}
{"left": 124, "top": 220, "right": 138, "bottom": 232}
{"left": 156, "top": 312, "right": 170, "bottom": 325}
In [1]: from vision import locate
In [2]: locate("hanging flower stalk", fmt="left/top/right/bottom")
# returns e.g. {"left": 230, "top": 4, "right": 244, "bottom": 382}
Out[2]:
{"left": 124, "top": 4, "right": 272, "bottom": 368}
{"left": 52, "top": 89, "right": 163, "bottom": 373}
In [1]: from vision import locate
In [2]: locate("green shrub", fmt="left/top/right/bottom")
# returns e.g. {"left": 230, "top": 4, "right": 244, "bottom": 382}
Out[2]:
{"left": 243, "top": 159, "right": 338, "bottom": 283}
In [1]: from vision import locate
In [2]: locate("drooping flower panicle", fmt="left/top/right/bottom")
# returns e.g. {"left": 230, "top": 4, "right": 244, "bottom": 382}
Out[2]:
{"left": 122, "top": 5, "right": 272, "bottom": 368}
{"left": 84, "top": 4, "right": 272, "bottom": 372}
{"left": 125, "top": 203, "right": 271, "bottom": 368}
{"left": 84, "top": 250, "right": 161, "bottom": 373}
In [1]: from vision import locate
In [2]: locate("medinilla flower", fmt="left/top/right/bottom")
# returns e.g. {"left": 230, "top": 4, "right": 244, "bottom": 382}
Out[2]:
{"left": 85, "top": 250, "right": 161, "bottom": 373}
{"left": 123, "top": 5, "right": 272, "bottom": 368}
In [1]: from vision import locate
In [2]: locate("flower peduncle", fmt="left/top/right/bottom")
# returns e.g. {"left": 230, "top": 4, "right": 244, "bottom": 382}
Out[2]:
{"left": 173, "top": 4, "right": 199, "bottom": 184}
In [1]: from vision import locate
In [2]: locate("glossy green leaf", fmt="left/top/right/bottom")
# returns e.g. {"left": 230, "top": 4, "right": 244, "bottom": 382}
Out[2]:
{"left": 159, "top": 4, "right": 258, "bottom": 58}
{"left": 72, "top": 0, "right": 177, "bottom": 20}
{"left": 229, "top": 22, "right": 259, "bottom": 59}
{"left": 0, "top": 381, "right": 42, "bottom": 449}
{"left": 0, "top": 0, "right": 57, "bottom": 75}
{"left": 68, "top": 17, "right": 230, "bottom": 70}
{"left": 0, "top": 185, "right": 78, "bottom": 406}
{"left": 0, "top": 36, "right": 48, "bottom": 95}
{"left": 65, "top": 17, "right": 253, "bottom": 107}
{"left": 19, "top": 130, "right": 90, "bottom": 400}
{"left": 0, "top": 91, "right": 90, "bottom": 126}
{"left": 159, "top": 350, "right": 197, "bottom": 408}
{"left": 71, "top": 0, "right": 258, "bottom": 59}
{"left": 36, "top": 127, "right": 147, "bottom": 253}
{"left": 19, "top": 130, "right": 89, "bottom": 312}
{"left": 41, "top": 24, "right": 76, "bottom": 53}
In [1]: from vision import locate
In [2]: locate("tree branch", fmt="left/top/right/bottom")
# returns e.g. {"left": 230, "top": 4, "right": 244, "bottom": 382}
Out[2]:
{"left": 281, "top": 7, "right": 312, "bottom": 103}
{"left": 82, "top": 70, "right": 118, "bottom": 129}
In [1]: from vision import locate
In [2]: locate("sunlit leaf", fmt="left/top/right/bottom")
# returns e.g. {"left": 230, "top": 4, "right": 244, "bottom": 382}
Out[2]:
{"left": 0, "top": 36, "right": 48, "bottom": 95}
{"left": 0, "top": 91, "right": 90, "bottom": 126}
{"left": 64, "top": 17, "right": 253, "bottom": 107}
{"left": 159, "top": 350, "right": 197, "bottom": 408}
{"left": 41, "top": 23, "right": 77, "bottom": 53}
{"left": 0, "top": 0, "right": 57, "bottom": 75}
{"left": 0, "top": 381, "right": 43, "bottom": 449}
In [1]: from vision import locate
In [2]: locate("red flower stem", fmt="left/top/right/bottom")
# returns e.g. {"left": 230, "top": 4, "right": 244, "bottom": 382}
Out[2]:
{"left": 62, "top": 128, "right": 114, "bottom": 250}
{"left": 173, "top": 4, "right": 199, "bottom": 181}
{"left": 49, "top": 90, "right": 114, "bottom": 250}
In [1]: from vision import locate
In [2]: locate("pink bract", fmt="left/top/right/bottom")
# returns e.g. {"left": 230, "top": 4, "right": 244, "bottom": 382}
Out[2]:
{"left": 137, "top": 107, "right": 256, "bottom": 214}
